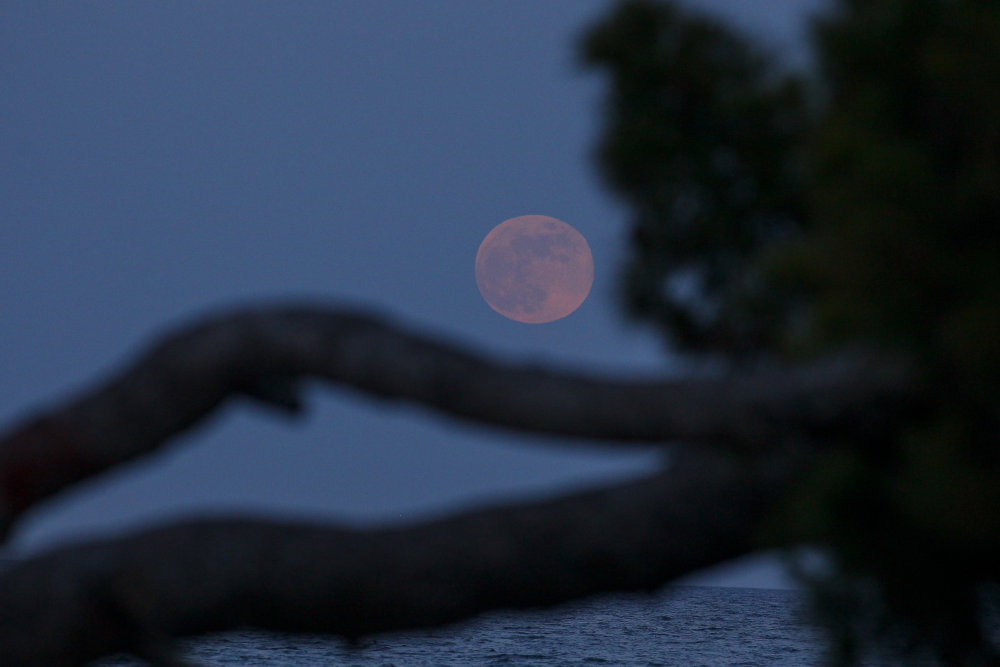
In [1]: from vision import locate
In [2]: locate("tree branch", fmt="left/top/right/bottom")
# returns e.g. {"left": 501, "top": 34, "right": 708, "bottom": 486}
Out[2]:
{"left": 0, "top": 447, "right": 798, "bottom": 666}
{"left": 0, "top": 303, "right": 911, "bottom": 538}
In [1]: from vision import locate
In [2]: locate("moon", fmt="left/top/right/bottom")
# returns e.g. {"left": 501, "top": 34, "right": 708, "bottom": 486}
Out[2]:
{"left": 475, "top": 215, "right": 594, "bottom": 324}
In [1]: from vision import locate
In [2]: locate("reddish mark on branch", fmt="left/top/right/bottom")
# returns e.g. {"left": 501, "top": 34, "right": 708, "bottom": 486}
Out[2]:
{"left": 0, "top": 417, "right": 103, "bottom": 515}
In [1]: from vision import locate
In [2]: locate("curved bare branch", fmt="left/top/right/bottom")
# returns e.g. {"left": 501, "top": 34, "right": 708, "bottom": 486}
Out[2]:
{"left": 0, "top": 447, "right": 798, "bottom": 666}
{"left": 0, "top": 303, "right": 911, "bottom": 537}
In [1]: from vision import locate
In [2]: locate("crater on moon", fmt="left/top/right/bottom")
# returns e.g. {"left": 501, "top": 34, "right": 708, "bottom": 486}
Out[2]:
{"left": 475, "top": 215, "right": 594, "bottom": 324}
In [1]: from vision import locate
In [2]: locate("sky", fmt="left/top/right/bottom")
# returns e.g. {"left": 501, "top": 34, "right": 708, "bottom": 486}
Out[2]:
{"left": 1, "top": 0, "right": 826, "bottom": 587}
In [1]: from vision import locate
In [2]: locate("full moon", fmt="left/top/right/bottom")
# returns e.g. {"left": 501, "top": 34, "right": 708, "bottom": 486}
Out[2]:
{"left": 475, "top": 215, "right": 594, "bottom": 324}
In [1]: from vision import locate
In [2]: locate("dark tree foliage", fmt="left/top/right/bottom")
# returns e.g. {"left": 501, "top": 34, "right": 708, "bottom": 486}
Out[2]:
{"left": 582, "top": 0, "right": 1000, "bottom": 664}
{"left": 580, "top": 0, "right": 812, "bottom": 360}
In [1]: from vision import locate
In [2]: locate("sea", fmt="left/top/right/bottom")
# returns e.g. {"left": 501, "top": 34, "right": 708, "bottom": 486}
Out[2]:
{"left": 94, "top": 586, "right": 837, "bottom": 666}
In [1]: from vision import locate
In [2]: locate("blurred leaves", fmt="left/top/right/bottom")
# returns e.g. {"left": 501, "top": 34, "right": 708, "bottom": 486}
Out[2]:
{"left": 580, "top": 0, "right": 812, "bottom": 360}
{"left": 583, "top": 0, "right": 1000, "bottom": 663}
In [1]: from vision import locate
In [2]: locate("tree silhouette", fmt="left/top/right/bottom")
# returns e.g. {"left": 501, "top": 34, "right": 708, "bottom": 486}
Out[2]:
{"left": 0, "top": 0, "right": 997, "bottom": 664}
{"left": 0, "top": 306, "right": 907, "bottom": 665}
{"left": 583, "top": 0, "right": 1000, "bottom": 663}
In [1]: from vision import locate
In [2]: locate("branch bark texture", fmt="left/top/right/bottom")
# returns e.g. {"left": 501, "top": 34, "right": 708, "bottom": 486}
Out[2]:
{"left": 0, "top": 449, "right": 796, "bottom": 665}
{"left": 0, "top": 302, "right": 916, "bottom": 664}
{"left": 0, "top": 304, "right": 911, "bottom": 536}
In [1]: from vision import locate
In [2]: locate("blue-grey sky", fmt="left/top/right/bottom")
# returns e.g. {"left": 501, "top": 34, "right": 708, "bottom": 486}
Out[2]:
{"left": 1, "top": 1, "right": 825, "bottom": 587}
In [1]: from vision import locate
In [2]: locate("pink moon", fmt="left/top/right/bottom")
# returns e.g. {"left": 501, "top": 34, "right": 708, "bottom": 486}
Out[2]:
{"left": 475, "top": 215, "right": 594, "bottom": 324}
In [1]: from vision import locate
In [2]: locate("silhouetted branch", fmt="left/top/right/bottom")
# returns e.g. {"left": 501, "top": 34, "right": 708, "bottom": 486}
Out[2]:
{"left": 0, "top": 447, "right": 799, "bottom": 665}
{"left": 0, "top": 304, "right": 912, "bottom": 538}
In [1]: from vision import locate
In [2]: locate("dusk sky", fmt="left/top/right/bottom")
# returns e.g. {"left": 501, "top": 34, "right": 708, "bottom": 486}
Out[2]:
{"left": 2, "top": 1, "right": 825, "bottom": 586}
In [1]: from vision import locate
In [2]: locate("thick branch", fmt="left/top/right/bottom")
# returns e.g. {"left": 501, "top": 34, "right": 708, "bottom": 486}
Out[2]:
{"left": 0, "top": 303, "right": 911, "bottom": 537}
{"left": 0, "top": 448, "right": 797, "bottom": 666}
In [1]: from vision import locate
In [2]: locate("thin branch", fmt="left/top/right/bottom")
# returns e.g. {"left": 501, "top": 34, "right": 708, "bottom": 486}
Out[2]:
{"left": 0, "top": 447, "right": 798, "bottom": 666}
{"left": 0, "top": 303, "right": 911, "bottom": 538}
